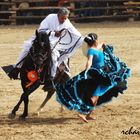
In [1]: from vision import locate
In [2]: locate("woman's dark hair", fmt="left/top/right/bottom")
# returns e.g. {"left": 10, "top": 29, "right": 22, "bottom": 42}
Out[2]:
{"left": 84, "top": 33, "right": 98, "bottom": 46}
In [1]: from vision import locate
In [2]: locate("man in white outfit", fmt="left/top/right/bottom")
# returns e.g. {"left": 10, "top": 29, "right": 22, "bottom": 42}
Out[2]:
{"left": 9, "top": 7, "right": 83, "bottom": 89}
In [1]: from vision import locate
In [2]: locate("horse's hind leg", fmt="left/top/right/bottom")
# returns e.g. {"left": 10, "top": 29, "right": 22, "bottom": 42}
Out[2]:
{"left": 36, "top": 90, "right": 55, "bottom": 115}
{"left": 8, "top": 93, "right": 25, "bottom": 119}
{"left": 60, "top": 105, "right": 65, "bottom": 113}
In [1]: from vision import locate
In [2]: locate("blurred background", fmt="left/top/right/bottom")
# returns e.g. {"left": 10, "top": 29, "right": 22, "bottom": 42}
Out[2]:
{"left": 0, "top": 0, "right": 140, "bottom": 25}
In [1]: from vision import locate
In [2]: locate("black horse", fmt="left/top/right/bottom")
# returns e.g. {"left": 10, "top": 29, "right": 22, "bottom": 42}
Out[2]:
{"left": 8, "top": 30, "right": 70, "bottom": 120}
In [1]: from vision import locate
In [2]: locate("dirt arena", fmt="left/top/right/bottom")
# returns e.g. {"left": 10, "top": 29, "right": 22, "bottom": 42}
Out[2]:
{"left": 0, "top": 21, "right": 140, "bottom": 140}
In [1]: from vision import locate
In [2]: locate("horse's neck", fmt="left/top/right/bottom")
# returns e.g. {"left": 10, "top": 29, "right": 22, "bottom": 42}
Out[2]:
{"left": 22, "top": 54, "right": 35, "bottom": 70}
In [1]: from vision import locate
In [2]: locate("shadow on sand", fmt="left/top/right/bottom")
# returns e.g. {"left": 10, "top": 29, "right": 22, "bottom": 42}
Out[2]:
{"left": 0, "top": 114, "right": 78, "bottom": 126}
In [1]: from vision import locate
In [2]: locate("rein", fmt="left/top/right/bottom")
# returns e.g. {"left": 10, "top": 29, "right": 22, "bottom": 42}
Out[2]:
{"left": 51, "top": 28, "right": 72, "bottom": 51}
{"left": 59, "top": 28, "right": 72, "bottom": 45}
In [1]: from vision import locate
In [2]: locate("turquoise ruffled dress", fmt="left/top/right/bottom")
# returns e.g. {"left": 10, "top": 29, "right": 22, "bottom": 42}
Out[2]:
{"left": 55, "top": 45, "right": 131, "bottom": 114}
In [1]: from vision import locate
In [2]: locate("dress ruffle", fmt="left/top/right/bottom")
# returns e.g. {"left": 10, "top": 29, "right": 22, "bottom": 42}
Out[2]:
{"left": 55, "top": 45, "right": 131, "bottom": 114}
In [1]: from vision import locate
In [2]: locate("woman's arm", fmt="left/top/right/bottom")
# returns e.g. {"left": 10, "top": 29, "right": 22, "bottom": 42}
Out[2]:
{"left": 85, "top": 55, "right": 93, "bottom": 70}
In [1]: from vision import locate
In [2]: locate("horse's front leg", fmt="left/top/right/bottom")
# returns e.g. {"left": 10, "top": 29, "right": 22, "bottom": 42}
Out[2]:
{"left": 36, "top": 90, "right": 55, "bottom": 116}
{"left": 19, "top": 94, "right": 29, "bottom": 120}
{"left": 8, "top": 93, "right": 25, "bottom": 119}
{"left": 19, "top": 81, "right": 40, "bottom": 120}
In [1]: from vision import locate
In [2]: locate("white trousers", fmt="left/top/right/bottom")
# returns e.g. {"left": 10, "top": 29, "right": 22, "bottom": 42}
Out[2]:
{"left": 16, "top": 37, "right": 34, "bottom": 68}
{"left": 50, "top": 49, "right": 60, "bottom": 78}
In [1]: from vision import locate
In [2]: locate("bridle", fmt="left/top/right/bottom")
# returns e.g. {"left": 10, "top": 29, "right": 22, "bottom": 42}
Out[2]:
{"left": 29, "top": 35, "right": 50, "bottom": 75}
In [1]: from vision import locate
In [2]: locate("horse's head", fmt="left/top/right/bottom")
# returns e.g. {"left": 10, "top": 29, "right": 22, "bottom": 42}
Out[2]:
{"left": 30, "top": 30, "right": 51, "bottom": 74}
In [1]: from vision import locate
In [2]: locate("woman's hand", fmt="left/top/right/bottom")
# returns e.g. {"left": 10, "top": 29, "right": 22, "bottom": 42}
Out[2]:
{"left": 102, "top": 43, "right": 106, "bottom": 50}
{"left": 97, "top": 42, "right": 105, "bottom": 50}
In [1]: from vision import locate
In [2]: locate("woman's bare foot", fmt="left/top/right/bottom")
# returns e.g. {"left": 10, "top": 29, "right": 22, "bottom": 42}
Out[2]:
{"left": 86, "top": 113, "right": 96, "bottom": 120}
{"left": 78, "top": 114, "right": 88, "bottom": 123}
{"left": 86, "top": 115, "right": 96, "bottom": 120}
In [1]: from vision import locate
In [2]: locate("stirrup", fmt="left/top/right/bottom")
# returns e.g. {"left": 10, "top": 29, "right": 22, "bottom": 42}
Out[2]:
{"left": 8, "top": 67, "right": 20, "bottom": 80}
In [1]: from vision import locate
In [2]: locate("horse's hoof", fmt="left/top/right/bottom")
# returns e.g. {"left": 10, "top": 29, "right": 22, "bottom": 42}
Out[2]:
{"left": 34, "top": 108, "right": 43, "bottom": 116}
{"left": 37, "top": 111, "right": 40, "bottom": 116}
{"left": 8, "top": 113, "right": 16, "bottom": 119}
{"left": 19, "top": 115, "right": 26, "bottom": 121}
{"left": 60, "top": 106, "right": 65, "bottom": 113}
{"left": 32, "top": 111, "right": 40, "bottom": 116}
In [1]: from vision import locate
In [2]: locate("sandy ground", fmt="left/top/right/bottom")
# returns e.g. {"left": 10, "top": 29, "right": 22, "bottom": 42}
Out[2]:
{"left": 0, "top": 21, "right": 140, "bottom": 140}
